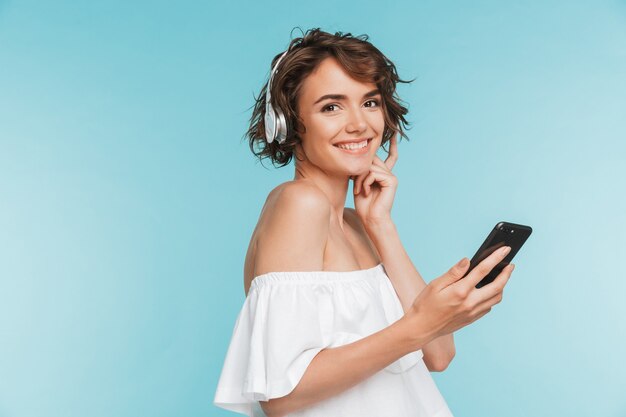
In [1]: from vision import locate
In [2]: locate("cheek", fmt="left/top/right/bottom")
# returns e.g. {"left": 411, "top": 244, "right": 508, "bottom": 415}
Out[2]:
{"left": 368, "top": 112, "right": 385, "bottom": 134}
{"left": 310, "top": 115, "right": 342, "bottom": 137}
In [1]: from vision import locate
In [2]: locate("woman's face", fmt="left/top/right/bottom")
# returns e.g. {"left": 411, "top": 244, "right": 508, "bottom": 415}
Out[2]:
{"left": 295, "top": 57, "right": 384, "bottom": 177}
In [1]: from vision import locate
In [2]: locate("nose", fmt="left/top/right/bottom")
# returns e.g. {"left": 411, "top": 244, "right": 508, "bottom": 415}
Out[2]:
{"left": 345, "top": 106, "right": 368, "bottom": 133}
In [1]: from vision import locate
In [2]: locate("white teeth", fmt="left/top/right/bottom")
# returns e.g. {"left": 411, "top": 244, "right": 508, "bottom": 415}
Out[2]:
{"left": 336, "top": 140, "right": 368, "bottom": 150}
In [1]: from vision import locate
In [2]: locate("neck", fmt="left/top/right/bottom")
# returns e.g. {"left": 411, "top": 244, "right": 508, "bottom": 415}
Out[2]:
{"left": 293, "top": 161, "right": 350, "bottom": 228}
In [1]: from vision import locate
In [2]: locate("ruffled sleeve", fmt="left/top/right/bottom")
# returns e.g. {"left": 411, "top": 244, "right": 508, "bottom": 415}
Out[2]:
{"left": 213, "top": 265, "right": 423, "bottom": 417}
{"left": 213, "top": 275, "right": 337, "bottom": 416}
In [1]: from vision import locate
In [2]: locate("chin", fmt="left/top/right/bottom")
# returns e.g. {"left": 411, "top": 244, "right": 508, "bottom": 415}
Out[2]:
{"left": 350, "top": 165, "right": 371, "bottom": 177}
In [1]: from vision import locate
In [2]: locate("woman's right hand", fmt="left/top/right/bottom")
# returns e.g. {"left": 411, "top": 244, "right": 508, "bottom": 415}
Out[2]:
{"left": 405, "top": 246, "right": 515, "bottom": 347}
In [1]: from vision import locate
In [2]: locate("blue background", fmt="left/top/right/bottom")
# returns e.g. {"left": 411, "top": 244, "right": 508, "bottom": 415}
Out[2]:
{"left": 1, "top": 1, "right": 625, "bottom": 416}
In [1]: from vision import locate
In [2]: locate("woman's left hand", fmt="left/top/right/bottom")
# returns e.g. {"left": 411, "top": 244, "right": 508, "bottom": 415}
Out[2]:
{"left": 352, "top": 133, "right": 399, "bottom": 228}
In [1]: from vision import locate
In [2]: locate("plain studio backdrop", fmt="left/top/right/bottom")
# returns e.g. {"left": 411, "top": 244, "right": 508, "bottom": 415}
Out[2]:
{"left": 1, "top": 1, "right": 625, "bottom": 416}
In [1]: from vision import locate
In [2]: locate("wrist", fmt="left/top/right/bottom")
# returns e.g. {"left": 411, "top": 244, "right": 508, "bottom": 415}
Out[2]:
{"left": 364, "top": 217, "right": 396, "bottom": 238}
{"left": 397, "top": 312, "right": 436, "bottom": 352}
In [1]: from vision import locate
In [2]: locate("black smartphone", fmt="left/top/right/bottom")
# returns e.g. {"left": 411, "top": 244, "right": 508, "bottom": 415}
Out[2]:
{"left": 464, "top": 221, "right": 532, "bottom": 288}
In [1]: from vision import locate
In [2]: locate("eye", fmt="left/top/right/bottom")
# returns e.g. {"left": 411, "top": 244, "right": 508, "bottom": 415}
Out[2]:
{"left": 364, "top": 99, "right": 380, "bottom": 108}
{"left": 322, "top": 103, "right": 339, "bottom": 112}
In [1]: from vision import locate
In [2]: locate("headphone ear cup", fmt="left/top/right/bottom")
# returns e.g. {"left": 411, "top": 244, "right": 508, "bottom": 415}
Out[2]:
{"left": 274, "top": 107, "right": 288, "bottom": 144}
{"left": 264, "top": 49, "right": 290, "bottom": 144}
{"left": 264, "top": 104, "right": 277, "bottom": 143}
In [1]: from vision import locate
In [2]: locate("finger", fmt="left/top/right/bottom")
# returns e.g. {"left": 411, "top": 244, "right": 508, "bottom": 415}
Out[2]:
{"left": 464, "top": 306, "right": 492, "bottom": 325}
{"left": 372, "top": 155, "right": 391, "bottom": 172}
{"left": 470, "top": 307, "right": 491, "bottom": 323}
{"left": 463, "top": 264, "right": 513, "bottom": 315}
{"left": 372, "top": 153, "right": 393, "bottom": 172}
{"left": 473, "top": 289, "right": 504, "bottom": 315}
{"left": 357, "top": 159, "right": 387, "bottom": 194}
{"left": 367, "top": 162, "right": 390, "bottom": 175}
{"left": 363, "top": 168, "right": 396, "bottom": 196}
{"left": 385, "top": 133, "right": 398, "bottom": 170}
{"left": 434, "top": 257, "right": 471, "bottom": 290}
{"left": 475, "top": 263, "right": 514, "bottom": 298}
{"left": 471, "top": 275, "right": 512, "bottom": 316}
{"left": 461, "top": 246, "right": 512, "bottom": 290}
{"left": 355, "top": 156, "right": 395, "bottom": 195}
{"left": 364, "top": 170, "right": 382, "bottom": 196}
{"left": 357, "top": 172, "right": 370, "bottom": 195}
{"left": 354, "top": 173, "right": 365, "bottom": 194}
{"left": 363, "top": 171, "right": 376, "bottom": 196}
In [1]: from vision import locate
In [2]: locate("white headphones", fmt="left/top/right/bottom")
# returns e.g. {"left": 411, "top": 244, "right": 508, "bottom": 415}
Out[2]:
{"left": 264, "top": 50, "right": 290, "bottom": 144}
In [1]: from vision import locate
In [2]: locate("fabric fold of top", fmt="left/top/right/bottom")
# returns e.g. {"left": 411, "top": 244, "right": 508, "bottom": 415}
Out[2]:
{"left": 214, "top": 263, "right": 424, "bottom": 417}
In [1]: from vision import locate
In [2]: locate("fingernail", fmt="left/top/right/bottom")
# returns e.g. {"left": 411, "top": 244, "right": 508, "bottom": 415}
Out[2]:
{"left": 501, "top": 246, "right": 511, "bottom": 256}
{"left": 456, "top": 258, "right": 468, "bottom": 268}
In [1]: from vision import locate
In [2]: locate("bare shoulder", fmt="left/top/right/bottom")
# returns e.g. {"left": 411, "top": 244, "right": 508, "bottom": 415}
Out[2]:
{"left": 274, "top": 180, "right": 331, "bottom": 211}
{"left": 253, "top": 180, "right": 331, "bottom": 275}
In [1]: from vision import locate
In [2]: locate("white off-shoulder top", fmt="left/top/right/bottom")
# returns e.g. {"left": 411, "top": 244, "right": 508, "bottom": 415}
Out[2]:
{"left": 213, "top": 263, "right": 454, "bottom": 417}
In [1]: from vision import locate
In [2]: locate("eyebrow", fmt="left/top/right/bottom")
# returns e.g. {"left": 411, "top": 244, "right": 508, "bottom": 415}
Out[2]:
{"left": 313, "top": 89, "right": 381, "bottom": 105}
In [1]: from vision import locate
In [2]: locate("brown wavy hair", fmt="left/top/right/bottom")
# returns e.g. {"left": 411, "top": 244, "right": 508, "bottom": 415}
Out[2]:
{"left": 244, "top": 27, "right": 415, "bottom": 168}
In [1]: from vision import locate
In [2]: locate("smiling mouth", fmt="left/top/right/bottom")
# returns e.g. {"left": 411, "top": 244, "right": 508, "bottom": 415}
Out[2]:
{"left": 333, "top": 138, "right": 372, "bottom": 152}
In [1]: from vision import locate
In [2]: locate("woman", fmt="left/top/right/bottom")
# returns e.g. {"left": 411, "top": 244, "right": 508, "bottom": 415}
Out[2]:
{"left": 214, "top": 28, "right": 514, "bottom": 417}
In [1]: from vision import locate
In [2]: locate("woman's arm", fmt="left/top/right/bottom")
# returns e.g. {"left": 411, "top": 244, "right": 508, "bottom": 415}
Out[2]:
{"left": 349, "top": 139, "right": 455, "bottom": 371}
{"left": 363, "top": 218, "right": 456, "bottom": 372}
{"left": 260, "top": 316, "right": 430, "bottom": 417}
